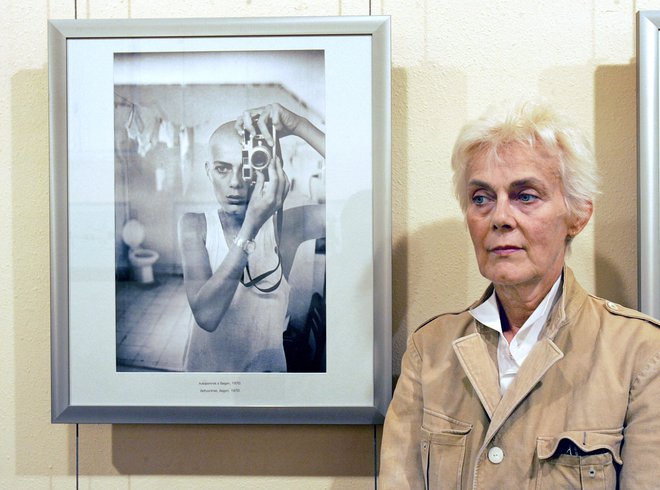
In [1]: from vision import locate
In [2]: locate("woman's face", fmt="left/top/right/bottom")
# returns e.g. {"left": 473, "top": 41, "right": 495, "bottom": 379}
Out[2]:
{"left": 206, "top": 129, "right": 252, "bottom": 216}
{"left": 465, "top": 143, "right": 584, "bottom": 292}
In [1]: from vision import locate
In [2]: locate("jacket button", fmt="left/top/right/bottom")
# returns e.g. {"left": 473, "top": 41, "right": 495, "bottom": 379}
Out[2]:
{"left": 488, "top": 446, "right": 504, "bottom": 464}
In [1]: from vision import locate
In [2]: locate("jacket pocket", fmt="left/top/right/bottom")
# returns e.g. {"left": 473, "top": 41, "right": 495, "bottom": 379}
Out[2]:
{"left": 535, "top": 429, "right": 623, "bottom": 490}
{"left": 420, "top": 409, "right": 472, "bottom": 490}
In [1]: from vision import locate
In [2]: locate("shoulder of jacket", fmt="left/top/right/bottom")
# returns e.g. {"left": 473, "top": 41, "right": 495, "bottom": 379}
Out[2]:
{"left": 590, "top": 295, "right": 660, "bottom": 328}
{"left": 413, "top": 307, "right": 472, "bottom": 334}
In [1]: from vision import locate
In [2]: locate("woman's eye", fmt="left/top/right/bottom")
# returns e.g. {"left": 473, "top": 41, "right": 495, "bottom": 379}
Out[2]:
{"left": 471, "top": 194, "right": 488, "bottom": 205}
{"left": 215, "top": 166, "right": 231, "bottom": 174}
{"left": 518, "top": 193, "right": 538, "bottom": 203}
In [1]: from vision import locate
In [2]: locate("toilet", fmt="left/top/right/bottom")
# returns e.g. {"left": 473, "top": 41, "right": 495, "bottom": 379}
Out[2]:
{"left": 122, "top": 219, "right": 159, "bottom": 284}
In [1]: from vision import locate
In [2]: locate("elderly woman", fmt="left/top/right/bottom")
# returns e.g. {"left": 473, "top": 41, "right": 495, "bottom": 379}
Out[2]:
{"left": 379, "top": 101, "right": 660, "bottom": 488}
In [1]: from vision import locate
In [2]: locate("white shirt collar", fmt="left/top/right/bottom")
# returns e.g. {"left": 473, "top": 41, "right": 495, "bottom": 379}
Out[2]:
{"left": 469, "top": 274, "right": 563, "bottom": 393}
{"left": 470, "top": 274, "right": 562, "bottom": 338}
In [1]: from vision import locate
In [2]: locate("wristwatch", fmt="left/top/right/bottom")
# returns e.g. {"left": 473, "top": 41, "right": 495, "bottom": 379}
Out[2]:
{"left": 233, "top": 236, "right": 256, "bottom": 255}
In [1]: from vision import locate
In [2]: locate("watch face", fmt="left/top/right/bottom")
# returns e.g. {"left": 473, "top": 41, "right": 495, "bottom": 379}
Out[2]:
{"left": 244, "top": 240, "right": 256, "bottom": 254}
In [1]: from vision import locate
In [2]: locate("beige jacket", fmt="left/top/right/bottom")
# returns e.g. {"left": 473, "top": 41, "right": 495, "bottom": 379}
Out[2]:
{"left": 380, "top": 268, "right": 660, "bottom": 489}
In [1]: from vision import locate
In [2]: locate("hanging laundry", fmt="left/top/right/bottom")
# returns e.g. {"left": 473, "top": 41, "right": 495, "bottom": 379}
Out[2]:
{"left": 125, "top": 104, "right": 142, "bottom": 141}
{"left": 180, "top": 126, "right": 194, "bottom": 195}
{"left": 179, "top": 125, "right": 190, "bottom": 160}
{"left": 158, "top": 119, "right": 176, "bottom": 149}
{"left": 155, "top": 167, "right": 166, "bottom": 192}
{"left": 125, "top": 103, "right": 159, "bottom": 157}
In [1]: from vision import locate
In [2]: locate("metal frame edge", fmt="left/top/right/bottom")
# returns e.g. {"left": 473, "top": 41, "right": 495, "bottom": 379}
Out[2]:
{"left": 637, "top": 11, "right": 660, "bottom": 318}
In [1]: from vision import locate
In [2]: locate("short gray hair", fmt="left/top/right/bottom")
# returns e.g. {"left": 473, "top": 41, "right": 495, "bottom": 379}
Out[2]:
{"left": 451, "top": 101, "right": 599, "bottom": 223}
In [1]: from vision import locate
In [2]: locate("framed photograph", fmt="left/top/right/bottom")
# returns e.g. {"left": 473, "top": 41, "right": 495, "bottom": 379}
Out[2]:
{"left": 49, "top": 16, "right": 391, "bottom": 424}
{"left": 637, "top": 11, "right": 660, "bottom": 319}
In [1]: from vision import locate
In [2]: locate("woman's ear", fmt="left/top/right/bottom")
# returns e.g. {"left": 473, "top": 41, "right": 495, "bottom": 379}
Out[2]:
{"left": 205, "top": 161, "right": 212, "bottom": 180}
{"left": 568, "top": 200, "right": 593, "bottom": 239}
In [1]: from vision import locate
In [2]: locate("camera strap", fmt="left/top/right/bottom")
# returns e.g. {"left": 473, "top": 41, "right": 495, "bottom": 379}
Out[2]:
{"left": 240, "top": 210, "right": 284, "bottom": 293}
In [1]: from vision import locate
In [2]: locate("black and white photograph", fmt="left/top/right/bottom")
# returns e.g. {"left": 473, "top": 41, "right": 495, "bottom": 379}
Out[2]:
{"left": 113, "top": 50, "right": 327, "bottom": 373}
{"left": 51, "top": 17, "right": 390, "bottom": 423}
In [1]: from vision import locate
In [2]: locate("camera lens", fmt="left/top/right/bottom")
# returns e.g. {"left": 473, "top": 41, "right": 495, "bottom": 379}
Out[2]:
{"left": 250, "top": 147, "right": 271, "bottom": 169}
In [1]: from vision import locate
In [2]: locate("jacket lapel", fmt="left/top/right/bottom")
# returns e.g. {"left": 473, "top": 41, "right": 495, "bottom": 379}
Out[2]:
{"left": 453, "top": 332, "right": 502, "bottom": 419}
{"left": 483, "top": 337, "right": 564, "bottom": 444}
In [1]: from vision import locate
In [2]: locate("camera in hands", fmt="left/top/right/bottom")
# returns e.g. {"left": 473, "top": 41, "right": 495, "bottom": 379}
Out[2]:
{"left": 242, "top": 117, "right": 276, "bottom": 183}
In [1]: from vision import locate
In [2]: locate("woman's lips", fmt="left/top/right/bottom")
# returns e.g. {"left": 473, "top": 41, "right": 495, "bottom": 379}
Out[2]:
{"left": 489, "top": 246, "right": 522, "bottom": 256}
{"left": 226, "top": 195, "right": 247, "bottom": 204}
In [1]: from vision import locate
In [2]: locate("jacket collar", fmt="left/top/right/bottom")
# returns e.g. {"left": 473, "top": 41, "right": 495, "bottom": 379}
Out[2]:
{"left": 465, "top": 266, "right": 588, "bottom": 339}
{"left": 542, "top": 266, "right": 588, "bottom": 340}
{"left": 452, "top": 266, "right": 587, "bottom": 443}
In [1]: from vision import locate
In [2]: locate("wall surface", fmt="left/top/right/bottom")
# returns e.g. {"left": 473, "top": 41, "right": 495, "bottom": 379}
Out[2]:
{"left": 1, "top": 0, "right": 656, "bottom": 488}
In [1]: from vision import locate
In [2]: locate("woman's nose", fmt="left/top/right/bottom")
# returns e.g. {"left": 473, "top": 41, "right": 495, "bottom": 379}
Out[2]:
{"left": 229, "top": 168, "right": 244, "bottom": 188}
{"left": 492, "top": 199, "right": 515, "bottom": 230}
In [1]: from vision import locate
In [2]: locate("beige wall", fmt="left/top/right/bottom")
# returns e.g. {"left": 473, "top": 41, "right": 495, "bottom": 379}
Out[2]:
{"left": 1, "top": 1, "right": 655, "bottom": 488}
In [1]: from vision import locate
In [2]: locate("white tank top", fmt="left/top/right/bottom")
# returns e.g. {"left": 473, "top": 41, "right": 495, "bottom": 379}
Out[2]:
{"left": 184, "top": 211, "right": 290, "bottom": 372}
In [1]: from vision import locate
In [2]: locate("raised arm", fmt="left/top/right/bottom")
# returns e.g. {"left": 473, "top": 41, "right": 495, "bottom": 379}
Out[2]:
{"left": 279, "top": 204, "right": 325, "bottom": 279}
{"left": 178, "top": 212, "right": 248, "bottom": 332}
{"left": 236, "top": 103, "right": 325, "bottom": 157}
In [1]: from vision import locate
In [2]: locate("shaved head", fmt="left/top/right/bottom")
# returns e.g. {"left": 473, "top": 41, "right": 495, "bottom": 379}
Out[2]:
{"left": 205, "top": 122, "right": 250, "bottom": 215}
{"left": 209, "top": 122, "right": 243, "bottom": 158}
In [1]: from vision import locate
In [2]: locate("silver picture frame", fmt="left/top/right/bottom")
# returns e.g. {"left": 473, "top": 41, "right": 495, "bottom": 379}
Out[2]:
{"left": 637, "top": 11, "right": 660, "bottom": 318}
{"left": 49, "top": 16, "right": 391, "bottom": 424}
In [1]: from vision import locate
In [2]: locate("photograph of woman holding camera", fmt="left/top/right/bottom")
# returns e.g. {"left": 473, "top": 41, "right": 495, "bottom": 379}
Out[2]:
{"left": 179, "top": 103, "right": 325, "bottom": 372}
